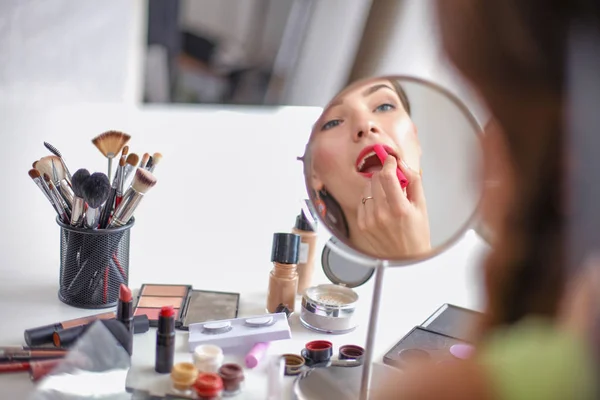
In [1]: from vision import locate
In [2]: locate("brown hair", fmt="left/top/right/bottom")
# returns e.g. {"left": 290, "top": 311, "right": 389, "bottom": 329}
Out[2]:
{"left": 435, "top": 0, "right": 600, "bottom": 337}
{"left": 313, "top": 79, "right": 411, "bottom": 240}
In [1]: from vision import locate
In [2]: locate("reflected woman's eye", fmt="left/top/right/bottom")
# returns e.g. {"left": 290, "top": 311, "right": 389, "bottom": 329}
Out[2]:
{"left": 322, "top": 119, "right": 342, "bottom": 130}
{"left": 375, "top": 103, "right": 395, "bottom": 112}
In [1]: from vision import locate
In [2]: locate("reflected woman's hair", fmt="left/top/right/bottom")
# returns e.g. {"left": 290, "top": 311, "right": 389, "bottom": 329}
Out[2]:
{"left": 310, "top": 79, "right": 412, "bottom": 240}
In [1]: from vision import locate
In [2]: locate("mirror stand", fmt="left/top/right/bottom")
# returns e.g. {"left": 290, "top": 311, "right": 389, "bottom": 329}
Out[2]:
{"left": 359, "top": 259, "right": 387, "bottom": 400}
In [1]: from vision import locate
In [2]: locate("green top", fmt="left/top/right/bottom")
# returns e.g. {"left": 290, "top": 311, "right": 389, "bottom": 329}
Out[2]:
{"left": 480, "top": 317, "right": 598, "bottom": 400}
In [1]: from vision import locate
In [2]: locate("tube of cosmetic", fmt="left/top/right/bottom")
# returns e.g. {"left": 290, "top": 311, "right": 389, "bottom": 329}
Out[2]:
{"left": 24, "top": 312, "right": 115, "bottom": 347}
{"left": 156, "top": 306, "right": 176, "bottom": 373}
{"left": 53, "top": 314, "right": 150, "bottom": 348}
{"left": 117, "top": 284, "right": 134, "bottom": 355}
{"left": 245, "top": 342, "right": 269, "bottom": 368}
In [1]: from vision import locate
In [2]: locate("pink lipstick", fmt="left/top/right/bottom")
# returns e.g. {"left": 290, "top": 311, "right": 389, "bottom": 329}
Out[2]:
{"left": 356, "top": 144, "right": 408, "bottom": 188}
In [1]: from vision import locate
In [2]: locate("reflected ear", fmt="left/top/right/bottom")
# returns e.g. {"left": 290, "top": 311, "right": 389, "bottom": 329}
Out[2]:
{"left": 311, "top": 172, "right": 324, "bottom": 192}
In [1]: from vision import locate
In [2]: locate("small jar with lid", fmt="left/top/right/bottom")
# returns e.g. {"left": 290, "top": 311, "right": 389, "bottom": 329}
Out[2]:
{"left": 194, "top": 344, "right": 224, "bottom": 373}
{"left": 170, "top": 362, "right": 199, "bottom": 396}
{"left": 218, "top": 363, "right": 245, "bottom": 396}
{"left": 299, "top": 237, "right": 375, "bottom": 334}
{"left": 266, "top": 233, "right": 301, "bottom": 314}
{"left": 194, "top": 372, "right": 224, "bottom": 400}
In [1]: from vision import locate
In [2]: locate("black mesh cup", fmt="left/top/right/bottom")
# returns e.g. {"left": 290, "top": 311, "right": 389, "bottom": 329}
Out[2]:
{"left": 57, "top": 217, "right": 134, "bottom": 309}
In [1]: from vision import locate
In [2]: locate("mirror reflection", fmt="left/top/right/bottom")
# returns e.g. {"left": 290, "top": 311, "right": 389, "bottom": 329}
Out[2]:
{"left": 301, "top": 76, "right": 483, "bottom": 262}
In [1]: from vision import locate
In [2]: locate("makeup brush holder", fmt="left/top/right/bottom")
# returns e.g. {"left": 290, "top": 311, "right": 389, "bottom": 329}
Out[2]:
{"left": 56, "top": 217, "right": 134, "bottom": 309}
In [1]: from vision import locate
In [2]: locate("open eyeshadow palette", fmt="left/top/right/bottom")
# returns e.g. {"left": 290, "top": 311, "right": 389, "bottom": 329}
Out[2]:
{"left": 420, "top": 303, "right": 482, "bottom": 342}
{"left": 383, "top": 303, "right": 483, "bottom": 369}
{"left": 133, "top": 284, "right": 240, "bottom": 329}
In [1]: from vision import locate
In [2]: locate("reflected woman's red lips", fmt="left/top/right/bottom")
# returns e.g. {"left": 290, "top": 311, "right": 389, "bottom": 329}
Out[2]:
{"left": 356, "top": 144, "right": 398, "bottom": 177}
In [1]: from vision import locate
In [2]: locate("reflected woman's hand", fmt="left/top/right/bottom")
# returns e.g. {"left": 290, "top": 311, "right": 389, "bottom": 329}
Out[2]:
{"left": 357, "top": 155, "right": 431, "bottom": 259}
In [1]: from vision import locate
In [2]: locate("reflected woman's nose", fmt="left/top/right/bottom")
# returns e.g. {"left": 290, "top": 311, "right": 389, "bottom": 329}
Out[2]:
{"left": 353, "top": 117, "right": 381, "bottom": 142}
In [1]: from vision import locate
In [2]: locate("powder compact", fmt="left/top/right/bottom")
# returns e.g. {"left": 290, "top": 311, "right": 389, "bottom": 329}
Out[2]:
{"left": 300, "top": 238, "right": 374, "bottom": 334}
{"left": 382, "top": 326, "right": 470, "bottom": 368}
{"left": 134, "top": 284, "right": 240, "bottom": 329}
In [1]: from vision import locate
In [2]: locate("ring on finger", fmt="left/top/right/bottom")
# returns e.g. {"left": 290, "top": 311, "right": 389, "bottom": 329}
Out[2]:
{"left": 362, "top": 196, "right": 374, "bottom": 205}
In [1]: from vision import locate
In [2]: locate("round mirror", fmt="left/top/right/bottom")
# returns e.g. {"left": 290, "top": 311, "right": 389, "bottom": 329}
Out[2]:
{"left": 300, "top": 75, "right": 483, "bottom": 264}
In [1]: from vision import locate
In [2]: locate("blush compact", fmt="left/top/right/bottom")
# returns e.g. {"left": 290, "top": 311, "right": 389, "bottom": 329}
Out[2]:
{"left": 133, "top": 284, "right": 240, "bottom": 329}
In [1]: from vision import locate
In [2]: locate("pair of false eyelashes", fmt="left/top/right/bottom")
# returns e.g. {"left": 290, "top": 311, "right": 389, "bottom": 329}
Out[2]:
{"left": 199, "top": 316, "right": 276, "bottom": 335}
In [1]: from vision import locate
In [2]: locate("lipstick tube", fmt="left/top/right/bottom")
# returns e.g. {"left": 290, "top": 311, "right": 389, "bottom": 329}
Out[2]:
{"left": 117, "top": 284, "right": 133, "bottom": 355}
{"left": 24, "top": 312, "right": 115, "bottom": 346}
{"left": 108, "top": 188, "right": 144, "bottom": 228}
{"left": 53, "top": 314, "right": 150, "bottom": 348}
{"left": 155, "top": 306, "right": 176, "bottom": 373}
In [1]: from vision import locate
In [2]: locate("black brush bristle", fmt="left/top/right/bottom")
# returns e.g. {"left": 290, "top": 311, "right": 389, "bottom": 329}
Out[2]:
{"left": 43, "top": 141, "right": 62, "bottom": 158}
{"left": 82, "top": 172, "right": 111, "bottom": 209}
{"left": 146, "top": 156, "right": 154, "bottom": 169}
{"left": 71, "top": 169, "right": 90, "bottom": 198}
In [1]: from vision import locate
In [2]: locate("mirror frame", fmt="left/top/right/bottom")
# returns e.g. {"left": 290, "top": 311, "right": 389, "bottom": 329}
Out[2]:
{"left": 301, "top": 75, "right": 486, "bottom": 267}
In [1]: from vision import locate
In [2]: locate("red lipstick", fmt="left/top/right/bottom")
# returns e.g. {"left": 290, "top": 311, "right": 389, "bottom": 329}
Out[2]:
{"left": 155, "top": 305, "right": 176, "bottom": 374}
{"left": 117, "top": 284, "right": 134, "bottom": 354}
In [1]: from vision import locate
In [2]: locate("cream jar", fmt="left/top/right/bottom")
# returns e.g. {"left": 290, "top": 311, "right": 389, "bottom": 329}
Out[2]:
{"left": 300, "top": 239, "right": 374, "bottom": 334}
{"left": 194, "top": 344, "right": 224, "bottom": 373}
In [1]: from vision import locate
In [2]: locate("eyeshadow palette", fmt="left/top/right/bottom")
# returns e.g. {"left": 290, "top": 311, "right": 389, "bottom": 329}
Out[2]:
{"left": 382, "top": 326, "right": 469, "bottom": 368}
{"left": 134, "top": 284, "right": 240, "bottom": 329}
{"left": 188, "top": 312, "right": 291, "bottom": 351}
{"left": 420, "top": 303, "right": 482, "bottom": 342}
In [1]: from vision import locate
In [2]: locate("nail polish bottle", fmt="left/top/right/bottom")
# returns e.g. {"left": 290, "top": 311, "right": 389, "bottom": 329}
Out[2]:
{"left": 292, "top": 210, "right": 318, "bottom": 294}
{"left": 266, "top": 233, "right": 300, "bottom": 314}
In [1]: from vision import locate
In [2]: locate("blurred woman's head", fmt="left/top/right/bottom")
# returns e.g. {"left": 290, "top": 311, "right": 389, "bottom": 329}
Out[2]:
{"left": 434, "top": 0, "right": 594, "bottom": 334}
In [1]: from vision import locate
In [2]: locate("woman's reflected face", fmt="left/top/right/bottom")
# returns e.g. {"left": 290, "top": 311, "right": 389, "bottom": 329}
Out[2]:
{"left": 308, "top": 78, "right": 421, "bottom": 214}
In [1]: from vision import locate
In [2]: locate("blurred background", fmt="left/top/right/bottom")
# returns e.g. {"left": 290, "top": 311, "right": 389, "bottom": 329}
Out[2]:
{"left": 0, "top": 0, "right": 486, "bottom": 120}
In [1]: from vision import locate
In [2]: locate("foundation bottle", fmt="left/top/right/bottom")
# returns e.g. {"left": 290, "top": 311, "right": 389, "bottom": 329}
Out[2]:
{"left": 292, "top": 210, "right": 318, "bottom": 294}
{"left": 266, "top": 233, "right": 301, "bottom": 314}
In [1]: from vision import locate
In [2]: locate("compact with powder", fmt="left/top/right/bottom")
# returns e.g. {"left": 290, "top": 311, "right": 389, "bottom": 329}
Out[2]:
{"left": 382, "top": 326, "right": 470, "bottom": 368}
{"left": 134, "top": 284, "right": 240, "bottom": 329}
{"left": 300, "top": 238, "right": 374, "bottom": 334}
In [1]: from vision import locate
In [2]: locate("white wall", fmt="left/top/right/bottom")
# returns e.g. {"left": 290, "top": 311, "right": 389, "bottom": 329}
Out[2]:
{"left": 0, "top": 0, "right": 145, "bottom": 105}
{"left": 351, "top": 0, "right": 489, "bottom": 124}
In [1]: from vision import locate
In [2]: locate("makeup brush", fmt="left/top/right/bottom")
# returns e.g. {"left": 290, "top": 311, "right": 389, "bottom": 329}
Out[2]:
{"left": 91, "top": 131, "right": 131, "bottom": 183}
{"left": 53, "top": 160, "right": 72, "bottom": 211}
{"left": 98, "top": 157, "right": 126, "bottom": 229}
{"left": 44, "top": 174, "right": 70, "bottom": 223}
{"left": 122, "top": 153, "right": 139, "bottom": 187}
{"left": 145, "top": 156, "right": 154, "bottom": 171}
{"left": 82, "top": 172, "right": 111, "bottom": 229}
{"left": 109, "top": 168, "right": 157, "bottom": 228}
{"left": 70, "top": 169, "right": 90, "bottom": 227}
{"left": 44, "top": 141, "right": 73, "bottom": 182}
{"left": 115, "top": 156, "right": 126, "bottom": 210}
{"left": 28, "top": 169, "right": 59, "bottom": 215}
{"left": 139, "top": 153, "right": 150, "bottom": 169}
{"left": 149, "top": 152, "right": 162, "bottom": 173}
{"left": 35, "top": 156, "right": 66, "bottom": 187}
{"left": 44, "top": 172, "right": 70, "bottom": 217}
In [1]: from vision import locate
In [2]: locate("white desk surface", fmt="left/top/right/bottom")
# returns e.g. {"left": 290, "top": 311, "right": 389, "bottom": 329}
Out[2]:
{"left": 0, "top": 104, "right": 489, "bottom": 399}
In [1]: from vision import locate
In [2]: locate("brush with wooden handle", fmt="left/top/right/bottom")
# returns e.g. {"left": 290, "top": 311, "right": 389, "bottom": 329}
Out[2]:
{"left": 91, "top": 131, "right": 130, "bottom": 184}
